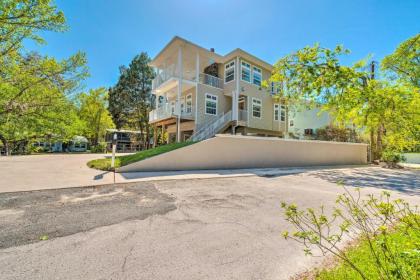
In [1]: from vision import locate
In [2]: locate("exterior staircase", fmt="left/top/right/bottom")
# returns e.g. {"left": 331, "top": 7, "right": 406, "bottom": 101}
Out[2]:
{"left": 191, "top": 111, "right": 233, "bottom": 141}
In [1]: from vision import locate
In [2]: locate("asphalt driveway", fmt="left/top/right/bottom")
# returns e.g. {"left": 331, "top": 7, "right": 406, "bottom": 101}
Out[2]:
{"left": 0, "top": 167, "right": 419, "bottom": 280}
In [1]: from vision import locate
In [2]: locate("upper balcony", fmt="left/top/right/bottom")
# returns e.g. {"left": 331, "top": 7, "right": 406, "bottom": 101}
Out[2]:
{"left": 152, "top": 66, "right": 223, "bottom": 93}
{"left": 150, "top": 37, "right": 224, "bottom": 95}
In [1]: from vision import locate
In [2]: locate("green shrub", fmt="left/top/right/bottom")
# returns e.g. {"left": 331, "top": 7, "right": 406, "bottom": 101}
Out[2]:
{"left": 90, "top": 142, "right": 107, "bottom": 153}
{"left": 381, "top": 150, "right": 406, "bottom": 166}
{"left": 281, "top": 186, "right": 420, "bottom": 280}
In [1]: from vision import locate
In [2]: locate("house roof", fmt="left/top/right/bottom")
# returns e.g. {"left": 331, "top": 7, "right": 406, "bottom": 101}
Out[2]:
{"left": 150, "top": 36, "right": 273, "bottom": 71}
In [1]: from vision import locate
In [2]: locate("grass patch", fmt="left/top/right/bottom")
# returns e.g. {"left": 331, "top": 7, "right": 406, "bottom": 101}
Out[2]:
{"left": 315, "top": 223, "right": 420, "bottom": 280}
{"left": 87, "top": 141, "right": 195, "bottom": 171}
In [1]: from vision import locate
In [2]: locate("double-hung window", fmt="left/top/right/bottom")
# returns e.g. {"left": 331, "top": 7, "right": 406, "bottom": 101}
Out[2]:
{"left": 205, "top": 94, "right": 217, "bottom": 115}
{"left": 274, "top": 104, "right": 280, "bottom": 121}
{"left": 252, "top": 66, "right": 262, "bottom": 86}
{"left": 252, "top": 98, "right": 262, "bottom": 118}
{"left": 241, "top": 61, "right": 251, "bottom": 82}
{"left": 224, "top": 60, "right": 235, "bottom": 83}
{"left": 186, "top": 94, "right": 192, "bottom": 114}
{"left": 280, "top": 105, "right": 286, "bottom": 121}
{"left": 170, "top": 101, "right": 175, "bottom": 114}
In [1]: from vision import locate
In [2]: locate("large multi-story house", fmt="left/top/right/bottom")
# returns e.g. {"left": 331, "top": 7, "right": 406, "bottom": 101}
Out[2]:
{"left": 149, "top": 36, "right": 329, "bottom": 143}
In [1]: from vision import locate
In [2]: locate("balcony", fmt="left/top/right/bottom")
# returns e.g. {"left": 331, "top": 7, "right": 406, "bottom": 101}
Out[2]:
{"left": 153, "top": 64, "right": 223, "bottom": 93}
{"left": 199, "top": 73, "right": 223, "bottom": 89}
{"left": 149, "top": 103, "right": 195, "bottom": 123}
{"left": 152, "top": 64, "right": 197, "bottom": 92}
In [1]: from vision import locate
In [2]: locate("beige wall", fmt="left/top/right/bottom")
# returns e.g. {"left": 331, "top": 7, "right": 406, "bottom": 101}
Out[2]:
{"left": 117, "top": 135, "right": 368, "bottom": 172}
{"left": 196, "top": 83, "right": 231, "bottom": 127}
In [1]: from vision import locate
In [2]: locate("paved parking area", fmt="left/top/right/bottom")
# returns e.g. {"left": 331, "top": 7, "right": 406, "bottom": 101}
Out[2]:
{"left": 0, "top": 154, "right": 125, "bottom": 193}
{"left": 0, "top": 166, "right": 418, "bottom": 280}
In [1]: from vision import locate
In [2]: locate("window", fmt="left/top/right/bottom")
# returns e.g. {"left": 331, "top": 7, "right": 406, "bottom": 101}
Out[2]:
{"left": 270, "top": 82, "right": 281, "bottom": 95}
{"left": 224, "top": 60, "right": 235, "bottom": 83}
{"left": 304, "top": 128, "right": 314, "bottom": 135}
{"left": 241, "top": 61, "right": 251, "bottom": 82}
{"left": 205, "top": 94, "right": 217, "bottom": 115}
{"left": 252, "top": 66, "right": 262, "bottom": 86}
{"left": 186, "top": 94, "right": 192, "bottom": 114}
{"left": 280, "top": 105, "right": 286, "bottom": 121}
{"left": 180, "top": 97, "right": 185, "bottom": 113}
{"left": 274, "top": 104, "right": 280, "bottom": 121}
{"left": 252, "top": 98, "right": 262, "bottom": 118}
{"left": 289, "top": 120, "right": 294, "bottom": 127}
{"left": 170, "top": 101, "right": 175, "bottom": 114}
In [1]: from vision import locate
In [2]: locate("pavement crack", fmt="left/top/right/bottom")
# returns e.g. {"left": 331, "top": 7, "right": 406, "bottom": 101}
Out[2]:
{"left": 121, "top": 246, "right": 135, "bottom": 273}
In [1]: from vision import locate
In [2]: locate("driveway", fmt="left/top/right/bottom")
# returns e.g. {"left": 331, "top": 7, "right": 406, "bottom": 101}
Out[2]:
{"left": 0, "top": 167, "right": 419, "bottom": 280}
{"left": 0, "top": 154, "right": 126, "bottom": 193}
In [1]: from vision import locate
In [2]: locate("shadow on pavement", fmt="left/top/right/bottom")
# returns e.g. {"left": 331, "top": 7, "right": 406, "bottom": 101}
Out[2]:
{"left": 309, "top": 167, "right": 419, "bottom": 195}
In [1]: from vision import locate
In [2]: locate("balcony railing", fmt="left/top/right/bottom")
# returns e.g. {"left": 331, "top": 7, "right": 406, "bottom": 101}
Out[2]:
{"left": 199, "top": 73, "right": 223, "bottom": 89}
{"left": 149, "top": 103, "right": 194, "bottom": 123}
{"left": 153, "top": 64, "right": 224, "bottom": 91}
{"left": 239, "top": 110, "right": 248, "bottom": 123}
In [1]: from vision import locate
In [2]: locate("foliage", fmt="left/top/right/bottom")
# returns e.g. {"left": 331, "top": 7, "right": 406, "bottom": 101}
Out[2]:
{"left": 76, "top": 88, "right": 115, "bottom": 145}
{"left": 90, "top": 142, "right": 107, "bottom": 153}
{"left": 315, "top": 125, "right": 359, "bottom": 142}
{"left": 87, "top": 141, "right": 195, "bottom": 171}
{"left": 108, "top": 52, "right": 155, "bottom": 149}
{"left": 0, "top": 0, "right": 66, "bottom": 60}
{"left": 316, "top": 219, "right": 420, "bottom": 280}
{"left": 0, "top": 52, "right": 88, "bottom": 154}
{"left": 281, "top": 187, "right": 420, "bottom": 280}
{"left": 382, "top": 33, "right": 420, "bottom": 87}
{"left": 270, "top": 37, "right": 420, "bottom": 160}
{"left": 381, "top": 150, "right": 406, "bottom": 168}
{"left": 0, "top": 0, "right": 89, "bottom": 155}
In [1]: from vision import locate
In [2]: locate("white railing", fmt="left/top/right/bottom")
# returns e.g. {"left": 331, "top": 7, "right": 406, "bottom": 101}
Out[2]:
{"left": 149, "top": 103, "right": 194, "bottom": 122}
{"left": 191, "top": 111, "right": 232, "bottom": 141}
{"left": 239, "top": 110, "right": 248, "bottom": 122}
{"left": 153, "top": 64, "right": 198, "bottom": 90}
{"left": 199, "top": 73, "right": 223, "bottom": 89}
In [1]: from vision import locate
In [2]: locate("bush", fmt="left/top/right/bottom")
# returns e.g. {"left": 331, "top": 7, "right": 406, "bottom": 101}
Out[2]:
{"left": 90, "top": 142, "right": 106, "bottom": 153}
{"left": 381, "top": 150, "right": 406, "bottom": 167}
{"left": 281, "top": 186, "right": 419, "bottom": 279}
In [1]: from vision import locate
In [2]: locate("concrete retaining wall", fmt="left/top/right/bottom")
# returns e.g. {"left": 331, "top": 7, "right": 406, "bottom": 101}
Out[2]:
{"left": 117, "top": 135, "right": 367, "bottom": 172}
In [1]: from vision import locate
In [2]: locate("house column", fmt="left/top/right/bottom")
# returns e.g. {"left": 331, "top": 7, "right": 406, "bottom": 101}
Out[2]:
{"left": 176, "top": 46, "right": 183, "bottom": 143}
{"left": 231, "top": 56, "right": 240, "bottom": 134}
{"left": 195, "top": 52, "right": 200, "bottom": 128}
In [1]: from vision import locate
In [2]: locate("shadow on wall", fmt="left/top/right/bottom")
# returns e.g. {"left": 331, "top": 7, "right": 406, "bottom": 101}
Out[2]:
{"left": 309, "top": 168, "right": 420, "bottom": 196}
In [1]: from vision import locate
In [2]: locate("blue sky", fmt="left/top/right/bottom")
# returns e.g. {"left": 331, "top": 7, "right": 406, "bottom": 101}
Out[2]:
{"left": 25, "top": 0, "right": 420, "bottom": 90}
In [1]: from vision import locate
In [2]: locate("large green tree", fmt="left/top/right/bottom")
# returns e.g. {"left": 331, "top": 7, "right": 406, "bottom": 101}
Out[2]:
{"left": 109, "top": 52, "right": 155, "bottom": 149}
{"left": 382, "top": 33, "right": 420, "bottom": 87}
{"left": 0, "top": 0, "right": 65, "bottom": 63}
{"left": 0, "top": 0, "right": 88, "bottom": 155}
{"left": 76, "top": 88, "right": 115, "bottom": 146}
{"left": 270, "top": 38, "right": 419, "bottom": 160}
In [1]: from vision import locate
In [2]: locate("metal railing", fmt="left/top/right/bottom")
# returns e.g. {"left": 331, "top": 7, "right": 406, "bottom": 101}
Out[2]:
{"left": 191, "top": 111, "right": 232, "bottom": 141}
{"left": 199, "top": 73, "right": 223, "bottom": 89}
{"left": 149, "top": 103, "right": 194, "bottom": 122}
{"left": 239, "top": 110, "right": 248, "bottom": 122}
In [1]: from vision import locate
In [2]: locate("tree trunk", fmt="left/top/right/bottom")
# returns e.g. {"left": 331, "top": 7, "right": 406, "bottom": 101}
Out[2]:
{"left": 370, "top": 129, "right": 376, "bottom": 160}
{"left": 0, "top": 134, "right": 10, "bottom": 156}
{"left": 376, "top": 123, "right": 383, "bottom": 159}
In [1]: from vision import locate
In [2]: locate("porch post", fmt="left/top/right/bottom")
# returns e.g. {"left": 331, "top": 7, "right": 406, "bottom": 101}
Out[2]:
{"left": 195, "top": 52, "right": 200, "bottom": 128}
{"left": 153, "top": 124, "right": 157, "bottom": 148}
{"left": 176, "top": 46, "right": 183, "bottom": 143}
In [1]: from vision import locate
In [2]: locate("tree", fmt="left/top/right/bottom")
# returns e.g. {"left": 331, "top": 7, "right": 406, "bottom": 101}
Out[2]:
{"left": 270, "top": 40, "right": 419, "bottom": 160}
{"left": 76, "top": 88, "right": 115, "bottom": 146}
{"left": 382, "top": 33, "right": 420, "bottom": 87}
{"left": 108, "top": 52, "right": 155, "bottom": 149}
{"left": 0, "top": 0, "right": 66, "bottom": 60}
{"left": 0, "top": 52, "right": 88, "bottom": 155}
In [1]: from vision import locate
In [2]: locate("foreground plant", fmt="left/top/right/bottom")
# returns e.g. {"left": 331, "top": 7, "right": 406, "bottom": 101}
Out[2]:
{"left": 281, "top": 185, "right": 420, "bottom": 279}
